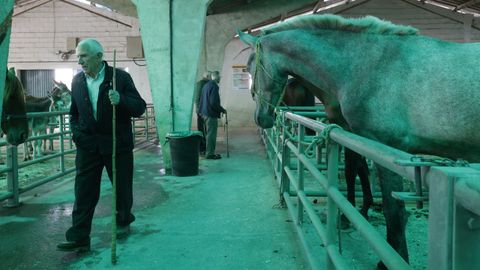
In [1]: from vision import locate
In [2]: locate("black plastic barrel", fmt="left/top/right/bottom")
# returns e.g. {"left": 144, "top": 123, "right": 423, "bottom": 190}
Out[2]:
{"left": 166, "top": 131, "right": 203, "bottom": 176}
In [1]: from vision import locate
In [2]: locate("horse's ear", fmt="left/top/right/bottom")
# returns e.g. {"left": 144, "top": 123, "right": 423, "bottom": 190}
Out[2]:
{"left": 237, "top": 30, "right": 258, "bottom": 48}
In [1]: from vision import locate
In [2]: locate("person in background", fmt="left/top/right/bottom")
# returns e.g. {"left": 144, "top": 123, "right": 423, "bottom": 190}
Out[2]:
{"left": 198, "top": 71, "right": 226, "bottom": 160}
{"left": 194, "top": 71, "right": 211, "bottom": 155}
{"left": 57, "top": 38, "right": 146, "bottom": 252}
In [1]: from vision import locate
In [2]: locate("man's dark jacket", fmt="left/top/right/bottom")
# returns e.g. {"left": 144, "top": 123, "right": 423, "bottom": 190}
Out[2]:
{"left": 70, "top": 61, "right": 146, "bottom": 155}
{"left": 199, "top": 80, "right": 225, "bottom": 118}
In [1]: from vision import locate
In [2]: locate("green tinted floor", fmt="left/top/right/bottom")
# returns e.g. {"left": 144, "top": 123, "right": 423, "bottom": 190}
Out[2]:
{"left": 0, "top": 128, "right": 308, "bottom": 270}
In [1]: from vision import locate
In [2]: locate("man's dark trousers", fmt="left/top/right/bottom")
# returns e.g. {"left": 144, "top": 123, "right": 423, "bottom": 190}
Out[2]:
{"left": 197, "top": 113, "right": 206, "bottom": 152}
{"left": 65, "top": 147, "right": 135, "bottom": 242}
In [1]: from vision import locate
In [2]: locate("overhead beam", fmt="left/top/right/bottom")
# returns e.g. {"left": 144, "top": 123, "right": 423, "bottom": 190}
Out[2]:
{"left": 208, "top": 0, "right": 255, "bottom": 15}
{"left": 454, "top": 0, "right": 480, "bottom": 11}
{"left": 89, "top": 0, "right": 137, "bottom": 17}
{"left": 312, "top": 0, "right": 326, "bottom": 13}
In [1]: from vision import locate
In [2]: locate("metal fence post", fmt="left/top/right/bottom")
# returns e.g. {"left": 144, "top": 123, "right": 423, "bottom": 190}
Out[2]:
{"left": 145, "top": 107, "right": 150, "bottom": 141}
{"left": 297, "top": 124, "right": 305, "bottom": 224}
{"left": 6, "top": 145, "right": 20, "bottom": 207}
{"left": 326, "top": 140, "right": 339, "bottom": 270}
{"left": 59, "top": 114, "right": 65, "bottom": 172}
{"left": 280, "top": 137, "right": 291, "bottom": 206}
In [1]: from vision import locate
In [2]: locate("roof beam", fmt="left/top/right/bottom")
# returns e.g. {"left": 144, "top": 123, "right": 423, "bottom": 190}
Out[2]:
{"left": 454, "top": 0, "right": 480, "bottom": 11}
{"left": 312, "top": 0, "right": 326, "bottom": 13}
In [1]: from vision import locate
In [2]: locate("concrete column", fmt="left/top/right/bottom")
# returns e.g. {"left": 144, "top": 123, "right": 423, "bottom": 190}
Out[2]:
{"left": 463, "top": 14, "right": 473, "bottom": 42}
{"left": 134, "top": 0, "right": 210, "bottom": 170}
{"left": 0, "top": 0, "right": 14, "bottom": 117}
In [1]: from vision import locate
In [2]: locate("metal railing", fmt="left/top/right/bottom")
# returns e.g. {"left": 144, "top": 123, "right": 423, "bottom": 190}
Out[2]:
{"left": 0, "top": 111, "right": 75, "bottom": 206}
{"left": 0, "top": 105, "right": 158, "bottom": 206}
{"left": 132, "top": 104, "right": 157, "bottom": 145}
{"left": 262, "top": 108, "right": 480, "bottom": 270}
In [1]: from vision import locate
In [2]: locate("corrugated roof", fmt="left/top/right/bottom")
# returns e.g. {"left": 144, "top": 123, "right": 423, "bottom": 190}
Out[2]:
{"left": 13, "top": 0, "right": 480, "bottom": 19}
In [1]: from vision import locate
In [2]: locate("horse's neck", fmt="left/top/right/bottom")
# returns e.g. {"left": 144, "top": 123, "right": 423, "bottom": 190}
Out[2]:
{"left": 268, "top": 30, "right": 387, "bottom": 98}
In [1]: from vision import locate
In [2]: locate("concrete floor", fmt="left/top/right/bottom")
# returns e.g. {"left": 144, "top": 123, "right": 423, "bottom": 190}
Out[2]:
{"left": 0, "top": 128, "right": 309, "bottom": 270}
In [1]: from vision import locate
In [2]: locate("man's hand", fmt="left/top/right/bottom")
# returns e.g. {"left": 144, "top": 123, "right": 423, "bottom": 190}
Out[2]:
{"left": 109, "top": 90, "right": 120, "bottom": 105}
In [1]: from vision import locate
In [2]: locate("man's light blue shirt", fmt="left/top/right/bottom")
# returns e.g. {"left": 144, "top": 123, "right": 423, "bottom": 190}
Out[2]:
{"left": 85, "top": 63, "right": 105, "bottom": 120}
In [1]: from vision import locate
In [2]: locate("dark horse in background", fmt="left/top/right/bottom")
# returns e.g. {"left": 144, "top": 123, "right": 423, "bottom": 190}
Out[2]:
{"left": 1, "top": 15, "right": 29, "bottom": 145}
{"left": 240, "top": 14, "right": 480, "bottom": 268}
{"left": 2, "top": 68, "right": 29, "bottom": 146}
{"left": 283, "top": 77, "right": 373, "bottom": 219}
{"left": 23, "top": 80, "right": 71, "bottom": 160}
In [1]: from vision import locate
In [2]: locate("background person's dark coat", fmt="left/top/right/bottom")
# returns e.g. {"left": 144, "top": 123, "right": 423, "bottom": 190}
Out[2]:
{"left": 199, "top": 80, "right": 225, "bottom": 118}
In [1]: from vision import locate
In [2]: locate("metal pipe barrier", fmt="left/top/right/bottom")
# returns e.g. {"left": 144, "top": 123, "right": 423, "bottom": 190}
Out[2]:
{"left": 262, "top": 108, "right": 480, "bottom": 270}
{"left": 1, "top": 106, "right": 159, "bottom": 206}
{"left": 132, "top": 104, "right": 157, "bottom": 145}
{"left": 0, "top": 111, "right": 74, "bottom": 206}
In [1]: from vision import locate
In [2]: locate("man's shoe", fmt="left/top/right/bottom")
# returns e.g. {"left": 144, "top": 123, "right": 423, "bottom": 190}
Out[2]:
{"left": 205, "top": 154, "right": 221, "bottom": 160}
{"left": 57, "top": 240, "right": 90, "bottom": 252}
{"left": 117, "top": 225, "right": 130, "bottom": 239}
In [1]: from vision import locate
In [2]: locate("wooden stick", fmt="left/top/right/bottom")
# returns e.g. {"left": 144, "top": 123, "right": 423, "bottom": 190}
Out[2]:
{"left": 111, "top": 49, "right": 117, "bottom": 265}
{"left": 225, "top": 112, "right": 229, "bottom": 158}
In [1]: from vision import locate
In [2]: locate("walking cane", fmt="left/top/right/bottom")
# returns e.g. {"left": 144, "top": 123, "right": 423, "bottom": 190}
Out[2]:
{"left": 225, "top": 112, "right": 229, "bottom": 158}
{"left": 111, "top": 50, "right": 118, "bottom": 264}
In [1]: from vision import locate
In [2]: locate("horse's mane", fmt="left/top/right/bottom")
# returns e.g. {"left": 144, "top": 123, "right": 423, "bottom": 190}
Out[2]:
{"left": 4, "top": 68, "right": 24, "bottom": 101}
{"left": 262, "top": 14, "right": 418, "bottom": 36}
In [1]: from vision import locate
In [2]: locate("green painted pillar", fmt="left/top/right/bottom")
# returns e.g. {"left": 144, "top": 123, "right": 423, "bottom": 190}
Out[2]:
{"left": 135, "top": 0, "right": 210, "bottom": 171}
{"left": 0, "top": 0, "right": 14, "bottom": 117}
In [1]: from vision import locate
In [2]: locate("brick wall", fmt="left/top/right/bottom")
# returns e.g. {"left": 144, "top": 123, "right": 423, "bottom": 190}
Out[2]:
{"left": 8, "top": 0, "right": 151, "bottom": 102}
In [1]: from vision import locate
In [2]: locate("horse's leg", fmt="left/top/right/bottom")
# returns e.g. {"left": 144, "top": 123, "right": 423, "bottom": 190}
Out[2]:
{"left": 341, "top": 148, "right": 358, "bottom": 228}
{"left": 357, "top": 156, "right": 373, "bottom": 218}
{"left": 344, "top": 148, "right": 357, "bottom": 207}
{"left": 376, "top": 165, "right": 409, "bottom": 269}
{"left": 48, "top": 125, "right": 54, "bottom": 151}
{"left": 23, "top": 142, "right": 31, "bottom": 161}
{"left": 34, "top": 130, "right": 45, "bottom": 159}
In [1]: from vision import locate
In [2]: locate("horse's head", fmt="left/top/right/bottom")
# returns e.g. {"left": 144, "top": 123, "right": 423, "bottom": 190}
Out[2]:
{"left": 2, "top": 68, "right": 28, "bottom": 145}
{"left": 239, "top": 31, "right": 287, "bottom": 128}
{"left": 51, "top": 80, "right": 72, "bottom": 111}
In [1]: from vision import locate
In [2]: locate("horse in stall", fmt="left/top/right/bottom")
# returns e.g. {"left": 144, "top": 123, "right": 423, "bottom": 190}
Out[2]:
{"left": 2, "top": 68, "right": 29, "bottom": 146}
{"left": 283, "top": 77, "right": 373, "bottom": 220}
{"left": 45, "top": 80, "right": 71, "bottom": 151}
{"left": 239, "top": 14, "right": 480, "bottom": 268}
{"left": 23, "top": 80, "right": 71, "bottom": 160}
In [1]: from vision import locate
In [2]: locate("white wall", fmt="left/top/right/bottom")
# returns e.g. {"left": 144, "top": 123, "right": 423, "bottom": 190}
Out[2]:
{"left": 218, "top": 38, "right": 256, "bottom": 127}
{"left": 8, "top": 0, "right": 151, "bottom": 103}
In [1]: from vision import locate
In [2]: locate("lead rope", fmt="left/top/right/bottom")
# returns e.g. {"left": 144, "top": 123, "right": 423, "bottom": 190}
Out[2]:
{"left": 111, "top": 50, "right": 118, "bottom": 265}
{"left": 252, "top": 41, "right": 287, "bottom": 110}
{"left": 304, "top": 124, "right": 342, "bottom": 158}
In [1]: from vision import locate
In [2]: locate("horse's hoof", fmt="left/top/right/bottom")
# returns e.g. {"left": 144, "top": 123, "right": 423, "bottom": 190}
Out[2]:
{"left": 339, "top": 214, "right": 351, "bottom": 230}
{"left": 360, "top": 208, "right": 370, "bottom": 220}
{"left": 377, "top": 261, "right": 387, "bottom": 270}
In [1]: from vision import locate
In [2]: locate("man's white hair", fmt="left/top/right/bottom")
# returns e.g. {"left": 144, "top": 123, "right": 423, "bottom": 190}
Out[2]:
{"left": 202, "top": 71, "right": 211, "bottom": 80}
{"left": 77, "top": 38, "right": 104, "bottom": 57}
{"left": 211, "top": 71, "right": 220, "bottom": 80}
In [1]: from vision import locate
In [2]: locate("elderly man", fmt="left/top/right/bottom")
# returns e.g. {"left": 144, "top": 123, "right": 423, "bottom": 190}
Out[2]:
{"left": 198, "top": 71, "right": 226, "bottom": 160}
{"left": 57, "top": 39, "right": 146, "bottom": 252}
{"left": 194, "top": 71, "right": 211, "bottom": 155}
